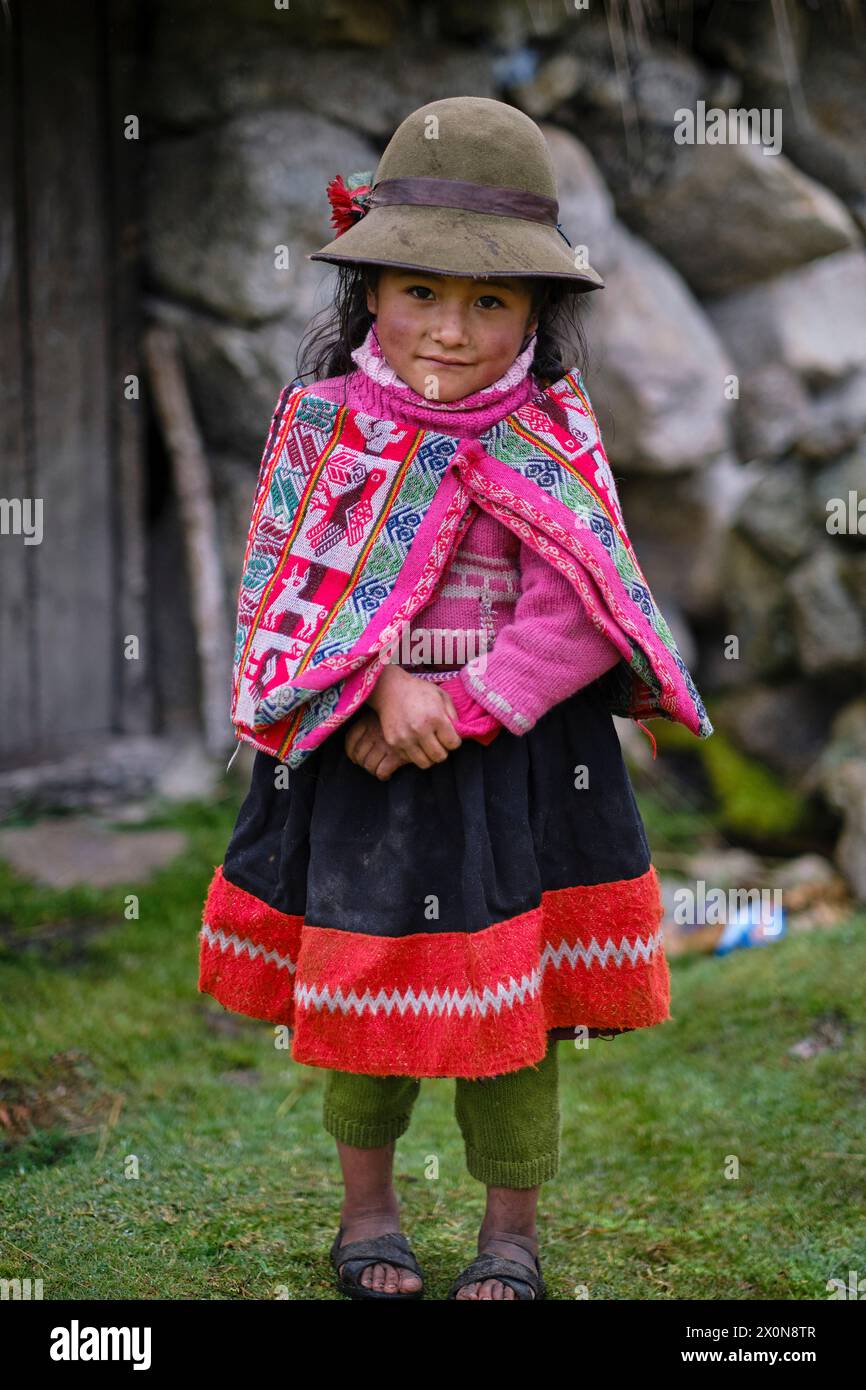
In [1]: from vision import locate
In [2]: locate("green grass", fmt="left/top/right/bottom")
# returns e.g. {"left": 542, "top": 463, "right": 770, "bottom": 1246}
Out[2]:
{"left": 0, "top": 782, "right": 864, "bottom": 1300}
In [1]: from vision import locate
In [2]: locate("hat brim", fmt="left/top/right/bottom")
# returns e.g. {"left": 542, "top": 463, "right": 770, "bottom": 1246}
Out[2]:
{"left": 307, "top": 203, "right": 604, "bottom": 291}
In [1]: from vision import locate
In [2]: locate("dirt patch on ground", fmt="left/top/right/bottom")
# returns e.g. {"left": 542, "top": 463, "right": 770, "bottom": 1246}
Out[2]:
{"left": 0, "top": 913, "right": 116, "bottom": 965}
{"left": 0, "top": 1049, "right": 121, "bottom": 1166}
{"left": 0, "top": 817, "right": 187, "bottom": 889}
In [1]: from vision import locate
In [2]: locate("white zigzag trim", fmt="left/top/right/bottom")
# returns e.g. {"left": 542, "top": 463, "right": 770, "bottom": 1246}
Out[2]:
{"left": 199, "top": 922, "right": 297, "bottom": 974}
{"left": 294, "top": 927, "right": 665, "bottom": 1020}
{"left": 200, "top": 920, "right": 664, "bottom": 1020}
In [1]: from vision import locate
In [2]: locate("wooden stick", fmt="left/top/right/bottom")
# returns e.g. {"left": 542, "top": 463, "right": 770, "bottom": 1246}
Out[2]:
{"left": 142, "top": 324, "right": 230, "bottom": 756}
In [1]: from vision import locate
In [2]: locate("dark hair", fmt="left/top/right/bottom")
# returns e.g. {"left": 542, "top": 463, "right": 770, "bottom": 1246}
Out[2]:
{"left": 294, "top": 264, "right": 592, "bottom": 389}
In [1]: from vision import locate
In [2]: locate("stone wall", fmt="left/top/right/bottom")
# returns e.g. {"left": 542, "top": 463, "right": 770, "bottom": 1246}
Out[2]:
{"left": 141, "top": 0, "right": 866, "bottom": 896}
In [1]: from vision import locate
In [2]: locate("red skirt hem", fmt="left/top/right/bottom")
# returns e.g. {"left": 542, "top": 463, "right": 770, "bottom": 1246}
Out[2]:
{"left": 198, "top": 863, "right": 671, "bottom": 1078}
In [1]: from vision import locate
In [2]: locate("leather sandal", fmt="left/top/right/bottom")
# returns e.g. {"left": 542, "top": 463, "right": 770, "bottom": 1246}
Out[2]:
{"left": 446, "top": 1230, "right": 546, "bottom": 1300}
{"left": 329, "top": 1223, "right": 425, "bottom": 1300}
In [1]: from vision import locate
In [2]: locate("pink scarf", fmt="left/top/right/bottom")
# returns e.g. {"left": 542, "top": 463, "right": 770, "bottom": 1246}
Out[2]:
{"left": 312, "top": 323, "right": 542, "bottom": 438}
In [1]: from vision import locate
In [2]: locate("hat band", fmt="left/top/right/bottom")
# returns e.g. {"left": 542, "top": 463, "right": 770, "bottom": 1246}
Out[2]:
{"left": 367, "top": 176, "right": 559, "bottom": 226}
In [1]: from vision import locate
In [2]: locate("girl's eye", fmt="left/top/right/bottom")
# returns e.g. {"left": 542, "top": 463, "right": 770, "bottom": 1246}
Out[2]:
{"left": 405, "top": 286, "right": 504, "bottom": 309}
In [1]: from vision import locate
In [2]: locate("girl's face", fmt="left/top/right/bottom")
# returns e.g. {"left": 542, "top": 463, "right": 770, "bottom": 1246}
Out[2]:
{"left": 365, "top": 269, "right": 540, "bottom": 402}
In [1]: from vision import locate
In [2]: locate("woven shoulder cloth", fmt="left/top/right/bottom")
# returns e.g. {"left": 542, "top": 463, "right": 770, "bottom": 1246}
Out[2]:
{"left": 229, "top": 370, "right": 713, "bottom": 766}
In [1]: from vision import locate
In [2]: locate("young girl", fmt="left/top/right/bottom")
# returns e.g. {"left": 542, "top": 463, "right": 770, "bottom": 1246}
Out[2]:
{"left": 199, "top": 97, "right": 712, "bottom": 1301}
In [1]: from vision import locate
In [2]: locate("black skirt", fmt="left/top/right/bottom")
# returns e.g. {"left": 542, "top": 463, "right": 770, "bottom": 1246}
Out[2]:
{"left": 199, "top": 681, "right": 672, "bottom": 1078}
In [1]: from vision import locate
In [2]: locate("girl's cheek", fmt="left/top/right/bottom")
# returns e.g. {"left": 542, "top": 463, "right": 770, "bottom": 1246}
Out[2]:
{"left": 379, "top": 306, "right": 423, "bottom": 341}
{"left": 481, "top": 320, "right": 526, "bottom": 356}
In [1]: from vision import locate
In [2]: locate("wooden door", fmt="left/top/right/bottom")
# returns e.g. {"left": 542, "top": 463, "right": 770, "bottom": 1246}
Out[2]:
{"left": 0, "top": 0, "right": 149, "bottom": 768}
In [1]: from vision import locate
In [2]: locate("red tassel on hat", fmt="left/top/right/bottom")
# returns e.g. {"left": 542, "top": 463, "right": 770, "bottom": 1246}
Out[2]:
{"left": 325, "top": 172, "right": 373, "bottom": 236}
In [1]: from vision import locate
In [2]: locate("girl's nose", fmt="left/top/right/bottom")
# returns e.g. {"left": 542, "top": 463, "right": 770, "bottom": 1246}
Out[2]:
{"left": 431, "top": 316, "right": 470, "bottom": 345}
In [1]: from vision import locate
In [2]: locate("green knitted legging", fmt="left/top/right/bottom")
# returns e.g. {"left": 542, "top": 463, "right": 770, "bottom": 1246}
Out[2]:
{"left": 322, "top": 1037, "right": 559, "bottom": 1189}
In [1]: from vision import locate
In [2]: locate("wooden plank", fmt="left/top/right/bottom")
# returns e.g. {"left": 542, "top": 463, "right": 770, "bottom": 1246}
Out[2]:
{"left": 23, "top": 0, "right": 113, "bottom": 745}
{"left": 143, "top": 325, "right": 231, "bottom": 755}
{"left": 0, "top": 0, "right": 35, "bottom": 765}
{"left": 105, "top": 0, "right": 152, "bottom": 735}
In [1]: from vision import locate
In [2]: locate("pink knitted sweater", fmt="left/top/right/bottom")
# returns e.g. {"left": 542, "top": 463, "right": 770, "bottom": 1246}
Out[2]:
{"left": 309, "top": 325, "right": 622, "bottom": 743}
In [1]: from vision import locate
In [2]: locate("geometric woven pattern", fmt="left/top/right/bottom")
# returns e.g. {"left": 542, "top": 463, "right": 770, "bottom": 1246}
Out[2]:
{"left": 228, "top": 371, "right": 713, "bottom": 767}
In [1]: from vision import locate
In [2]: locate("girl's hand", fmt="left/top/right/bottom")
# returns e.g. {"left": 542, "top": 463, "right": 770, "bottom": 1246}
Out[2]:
{"left": 344, "top": 707, "right": 408, "bottom": 781}
{"left": 367, "top": 664, "right": 462, "bottom": 769}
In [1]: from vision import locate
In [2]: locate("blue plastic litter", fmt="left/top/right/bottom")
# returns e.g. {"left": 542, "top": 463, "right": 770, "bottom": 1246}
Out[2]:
{"left": 714, "top": 896, "right": 786, "bottom": 955}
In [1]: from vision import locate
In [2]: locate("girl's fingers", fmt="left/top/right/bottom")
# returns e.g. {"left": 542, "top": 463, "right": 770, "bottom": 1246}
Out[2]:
{"left": 352, "top": 730, "right": 378, "bottom": 766}
{"left": 373, "top": 751, "right": 403, "bottom": 781}
{"left": 418, "top": 727, "right": 455, "bottom": 764}
{"left": 436, "top": 716, "right": 462, "bottom": 751}
{"left": 436, "top": 692, "right": 462, "bottom": 747}
{"left": 355, "top": 731, "right": 405, "bottom": 779}
{"left": 439, "top": 690, "right": 459, "bottom": 721}
{"left": 345, "top": 713, "right": 376, "bottom": 760}
{"left": 344, "top": 727, "right": 362, "bottom": 760}
{"left": 404, "top": 741, "right": 433, "bottom": 769}
{"left": 407, "top": 736, "right": 440, "bottom": 769}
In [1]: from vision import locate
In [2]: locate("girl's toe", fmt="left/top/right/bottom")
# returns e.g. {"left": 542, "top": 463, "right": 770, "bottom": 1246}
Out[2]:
{"left": 359, "top": 1261, "right": 421, "bottom": 1293}
{"left": 377, "top": 1262, "right": 395, "bottom": 1292}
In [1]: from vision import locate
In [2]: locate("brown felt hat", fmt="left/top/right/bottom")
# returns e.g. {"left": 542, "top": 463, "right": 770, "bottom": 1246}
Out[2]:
{"left": 307, "top": 96, "right": 604, "bottom": 293}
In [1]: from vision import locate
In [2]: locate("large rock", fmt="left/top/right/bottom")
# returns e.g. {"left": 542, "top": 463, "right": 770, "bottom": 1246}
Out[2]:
{"left": 697, "top": 0, "right": 808, "bottom": 82}
{"left": 732, "top": 362, "right": 866, "bottom": 465}
{"left": 710, "top": 680, "right": 847, "bottom": 785}
{"left": 543, "top": 30, "right": 860, "bottom": 293}
{"left": 722, "top": 363, "right": 866, "bottom": 468}
{"left": 812, "top": 443, "right": 866, "bottom": 541}
{"left": 146, "top": 110, "right": 377, "bottom": 322}
{"left": 824, "top": 759, "right": 866, "bottom": 903}
{"left": 541, "top": 123, "right": 617, "bottom": 259}
{"left": 705, "top": 249, "right": 866, "bottom": 389}
{"left": 512, "top": 52, "right": 583, "bottom": 119}
{"left": 728, "top": 362, "right": 813, "bottom": 462}
{"left": 556, "top": 41, "right": 710, "bottom": 203}
{"left": 786, "top": 547, "right": 866, "bottom": 675}
{"left": 811, "top": 696, "right": 866, "bottom": 902}
{"left": 543, "top": 126, "right": 733, "bottom": 473}
{"left": 611, "top": 140, "right": 860, "bottom": 298}
{"left": 797, "top": 371, "right": 866, "bottom": 462}
{"left": 438, "top": 0, "right": 574, "bottom": 47}
{"left": 573, "top": 226, "right": 733, "bottom": 472}
{"left": 721, "top": 532, "right": 798, "bottom": 679}
{"left": 732, "top": 457, "right": 814, "bottom": 567}
{"left": 146, "top": 14, "right": 494, "bottom": 134}
{"left": 840, "top": 552, "right": 866, "bottom": 611}
{"left": 620, "top": 454, "right": 759, "bottom": 620}
{"left": 705, "top": 250, "right": 866, "bottom": 462}
{"left": 702, "top": 4, "right": 866, "bottom": 219}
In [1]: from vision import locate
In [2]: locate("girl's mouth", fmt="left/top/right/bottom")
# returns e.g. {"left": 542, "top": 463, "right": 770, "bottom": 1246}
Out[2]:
{"left": 419, "top": 356, "right": 473, "bottom": 368}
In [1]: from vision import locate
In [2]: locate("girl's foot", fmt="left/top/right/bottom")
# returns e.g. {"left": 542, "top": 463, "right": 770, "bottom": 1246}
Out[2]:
{"left": 333, "top": 1138, "right": 422, "bottom": 1294}
{"left": 336, "top": 1203, "right": 423, "bottom": 1295}
{"left": 453, "top": 1227, "right": 540, "bottom": 1300}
